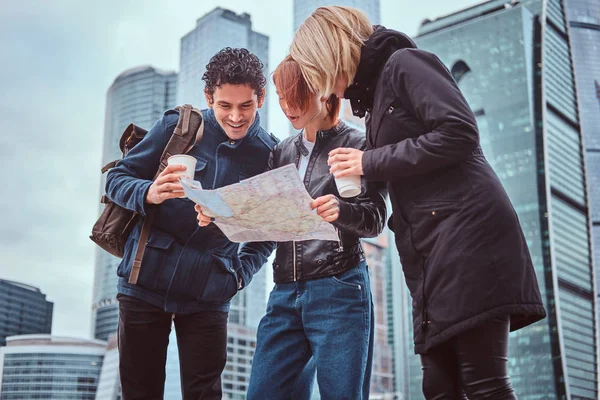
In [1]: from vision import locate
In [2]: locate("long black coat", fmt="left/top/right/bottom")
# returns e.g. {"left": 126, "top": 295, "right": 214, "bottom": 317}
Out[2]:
{"left": 350, "top": 28, "right": 546, "bottom": 354}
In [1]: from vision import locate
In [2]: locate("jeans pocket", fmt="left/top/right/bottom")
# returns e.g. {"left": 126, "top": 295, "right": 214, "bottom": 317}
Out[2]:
{"left": 331, "top": 266, "right": 365, "bottom": 292}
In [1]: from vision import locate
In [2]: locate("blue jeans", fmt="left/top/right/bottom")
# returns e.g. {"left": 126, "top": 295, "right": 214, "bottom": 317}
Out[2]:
{"left": 247, "top": 262, "right": 374, "bottom": 400}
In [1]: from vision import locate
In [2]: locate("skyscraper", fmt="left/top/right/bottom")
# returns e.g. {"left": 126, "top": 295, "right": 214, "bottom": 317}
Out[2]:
{"left": 0, "top": 279, "right": 53, "bottom": 347}
{"left": 385, "top": 237, "right": 420, "bottom": 399}
{"left": 563, "top": 0, "right": 600, "bottom": 336}
{"left": 0, "top": 335, "right": 105, "bottom": 399}
{"left": 177, "top": 7, "right": 269, "bottom": 131}
{"left": 363, "top": 237, "right": 394, "bottom": 396}
{"left": 384, "top": 1, "right": 598, "bottom": 398}
{"left": 93, "top": 66, "right": 177, "bottom": 341}
{"left": 94, "top": 334, "right": 119, "bottom": 400}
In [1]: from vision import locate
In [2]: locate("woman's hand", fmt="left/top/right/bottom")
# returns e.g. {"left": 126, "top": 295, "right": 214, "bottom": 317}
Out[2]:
{"left": 311, "top": 195, "right": 340, "bottom": 223}
{"left": 194, "top": 204, "right": 215, "bottom": 227}
{"left": 328, "top": 148, "right": 364, "bottom": 178}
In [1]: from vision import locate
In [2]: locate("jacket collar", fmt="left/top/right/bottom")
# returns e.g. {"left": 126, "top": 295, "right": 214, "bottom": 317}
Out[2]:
{"left": 293, "top": 120, "right": 349, "bottom": 155}
{"left": 344, "top": 26, "right": 417, "bottom": 118}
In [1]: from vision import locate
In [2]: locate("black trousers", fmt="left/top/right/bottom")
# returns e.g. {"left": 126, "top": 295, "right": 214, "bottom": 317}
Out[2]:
{"left": 421, "top": 316, "right": 517, "bottom": 400}
{"left": 117, "top": 294, "right": 228, "bottom": 400}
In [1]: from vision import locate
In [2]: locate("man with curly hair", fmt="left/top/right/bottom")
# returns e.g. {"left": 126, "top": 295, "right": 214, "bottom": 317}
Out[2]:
{"left": 106, "top": 47, "right": 278, "bottom": 399}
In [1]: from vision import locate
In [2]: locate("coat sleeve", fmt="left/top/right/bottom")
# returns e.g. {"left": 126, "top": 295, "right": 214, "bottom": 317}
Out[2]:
{"left": 333, "top": 140, "right": 388, "bottom": 238}
{"left": 362, "top": 49, "right": 479, "bottom": 181}
{"left": 105, "top": 115, "right": 176, "bottom": 215}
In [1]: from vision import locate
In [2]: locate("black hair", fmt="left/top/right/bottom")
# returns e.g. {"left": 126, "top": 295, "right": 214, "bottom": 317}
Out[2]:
{"left": 202, "top": 47, "right": 266, "bottom": 102}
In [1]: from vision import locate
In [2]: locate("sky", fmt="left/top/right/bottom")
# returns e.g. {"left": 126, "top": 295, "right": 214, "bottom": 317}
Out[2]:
{"left": 0, "top": 0, "right": 481, "bottom": 339}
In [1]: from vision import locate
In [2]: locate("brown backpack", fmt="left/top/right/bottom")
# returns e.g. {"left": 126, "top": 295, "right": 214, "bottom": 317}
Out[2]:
{"left": 90, "top": 104, "right": 204, "bottom": 284}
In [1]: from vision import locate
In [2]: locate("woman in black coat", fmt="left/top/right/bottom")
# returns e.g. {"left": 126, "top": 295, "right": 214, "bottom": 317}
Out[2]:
{"left": 290, "top": 6, "right": 546, "bottom": 399}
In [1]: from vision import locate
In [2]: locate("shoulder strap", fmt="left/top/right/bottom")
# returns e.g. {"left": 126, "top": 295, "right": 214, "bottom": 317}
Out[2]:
{"left": 128, "top": 105, "right": 204, "bottom": 285}
{"left": 154, "top": 104, "right": 204, "bottom": 179}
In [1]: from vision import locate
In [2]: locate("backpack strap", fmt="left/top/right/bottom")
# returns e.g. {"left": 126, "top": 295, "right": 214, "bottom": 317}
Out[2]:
{"left": 128, "top": 104, "right": 204, "bottom": 285}
{"left": 101, "top": 161, "right": 117, "bottom": 174}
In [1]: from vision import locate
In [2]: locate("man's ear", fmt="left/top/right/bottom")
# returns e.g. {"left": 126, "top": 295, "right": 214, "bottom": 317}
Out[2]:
{"left": 204, "top": 90, "right": 214, "bottom": 108}
{"left": 257, "top": 88, "right": 266, "bottom": 109}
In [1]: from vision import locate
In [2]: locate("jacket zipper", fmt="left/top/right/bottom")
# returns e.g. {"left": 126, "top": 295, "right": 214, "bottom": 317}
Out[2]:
{"left": 293, "top": 133, "right": 303, "bottom": 282}
{"left": 420, "top": 258, "right": 429, "bottom": 332}
{"left": 335, "top": 228, "right": 344, "bottom": 252}
{"left": 293, "top": 243, "right": 297, "bottom": 282}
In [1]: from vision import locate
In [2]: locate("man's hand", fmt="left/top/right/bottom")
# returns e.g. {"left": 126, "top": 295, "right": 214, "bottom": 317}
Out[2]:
{"left": 195, "top": 204, "right": 215, "bottom": 227}
{"left": 328, "top": 148, "right": 364, "bottom": 178}
{"left": 311, "top": 195, "right": 340, "bottom": 223}
{"left": 145, "top": 165, "right": 187, "bottom": 205}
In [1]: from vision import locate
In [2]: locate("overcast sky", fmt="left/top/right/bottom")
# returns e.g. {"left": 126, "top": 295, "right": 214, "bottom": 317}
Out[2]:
{"left": 0, "top": 0, "right": 480, "bottom": 339}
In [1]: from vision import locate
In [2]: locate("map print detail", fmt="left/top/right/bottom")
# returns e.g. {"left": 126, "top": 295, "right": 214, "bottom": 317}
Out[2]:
{"left": 180, "top": 164, "right": 339, "bottom": 243}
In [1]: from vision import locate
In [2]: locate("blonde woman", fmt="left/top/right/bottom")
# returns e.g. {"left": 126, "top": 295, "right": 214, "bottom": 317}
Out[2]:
{"left": 290, "top": 6, "right": 546, "bottom": 399}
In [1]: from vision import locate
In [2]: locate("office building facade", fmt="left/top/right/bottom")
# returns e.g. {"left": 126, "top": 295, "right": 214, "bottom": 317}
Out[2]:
{"left": 0, "top": 280, "right": 53, "bottom": 347}
{"left": 0, "top": 335, "right": 105, "bottom": 399}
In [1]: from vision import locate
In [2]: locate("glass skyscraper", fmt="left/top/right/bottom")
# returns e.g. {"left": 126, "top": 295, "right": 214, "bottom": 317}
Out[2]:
{"left": 564, "top": 0, "right": 600, "bottom": 340}
{"left": 0, "top": 279, "right": 53, "bottom": 347}
{"left": 94, "top": 335, "right": 120, "bottom": 400}
{"left": 0, "top": 335, "right": 105, "bottom": 399}
{"left": 363, "top": 237, "right": 395, "bottom": 396}
{"left": 384, "top": 1, "right": 598, "bottom": 398}
{"left": 93, "top": 66, "right": 177, "bottom": 342}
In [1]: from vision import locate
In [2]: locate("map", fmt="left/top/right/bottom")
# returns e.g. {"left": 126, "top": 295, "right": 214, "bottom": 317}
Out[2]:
{"left": 180, "top": 164, "right": 339, "bottom": 243}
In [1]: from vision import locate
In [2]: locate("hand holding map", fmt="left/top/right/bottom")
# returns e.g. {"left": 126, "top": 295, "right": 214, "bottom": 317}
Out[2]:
{"left": 180, "top": 164, "right": 339, "bottom": 243}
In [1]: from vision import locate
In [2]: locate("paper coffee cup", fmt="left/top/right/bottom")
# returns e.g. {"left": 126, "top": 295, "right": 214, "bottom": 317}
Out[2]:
{"left": 167, "top": 155, "right": 196, "bottom": 180}
{"left": 335, "top": 176, "right": 361, "bottom": 198}
{"left": 332, "top": 163, "right": 361, "bottom": 198}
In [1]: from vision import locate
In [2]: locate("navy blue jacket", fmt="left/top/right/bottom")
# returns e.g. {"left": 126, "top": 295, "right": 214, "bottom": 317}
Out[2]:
{"left": 106, "top": 108, "right": 278, "bottom": 313}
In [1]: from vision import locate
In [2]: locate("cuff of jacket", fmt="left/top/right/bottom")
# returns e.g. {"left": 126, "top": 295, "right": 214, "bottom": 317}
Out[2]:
{"left": 235, "top": 266, "right": 251, "bottom": 290}
{"left": 136, "top": 181, "right": 154, "bottom": 216}
{"left": 362, "top": 149, "right": 379, "bottom": 182}
{"left": 332, "top": 198, "right": 354, "bottom": 233}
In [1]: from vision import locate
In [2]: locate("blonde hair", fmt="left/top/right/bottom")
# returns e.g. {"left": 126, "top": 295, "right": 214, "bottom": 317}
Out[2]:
{"left": 290, "top": 6, "right": 373, "bottom": 97}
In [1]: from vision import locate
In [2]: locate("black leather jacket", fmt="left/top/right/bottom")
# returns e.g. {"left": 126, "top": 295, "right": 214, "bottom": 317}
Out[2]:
{"left": 270, "top": 121, "right": 387, "bottom": 284}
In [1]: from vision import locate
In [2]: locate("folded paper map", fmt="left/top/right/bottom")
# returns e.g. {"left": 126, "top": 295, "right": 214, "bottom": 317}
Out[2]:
{"left": 180, "top": 164, "right": 339, "bottom": 243}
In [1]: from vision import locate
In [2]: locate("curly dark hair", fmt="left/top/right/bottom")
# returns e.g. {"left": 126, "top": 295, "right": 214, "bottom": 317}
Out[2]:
{"left": 202, "top": 47, "right": 267, "bottom": 102}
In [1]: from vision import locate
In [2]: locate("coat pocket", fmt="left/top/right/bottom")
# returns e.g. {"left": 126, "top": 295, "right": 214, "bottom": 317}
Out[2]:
{"left": 135, "top": 233, "right": 175, "bottom": 292}
{"left": 194, "top": 253, "right": 240, "bottom": 303}
{"left": 193, "top": 158, "right": 210, "bottom": 188}
{"left": 409, "top": 199, "right": 465, "bottom": 256}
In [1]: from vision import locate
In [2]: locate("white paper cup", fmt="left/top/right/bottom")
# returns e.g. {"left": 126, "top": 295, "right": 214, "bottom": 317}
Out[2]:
{"left": 167, "top": 155, "right": 196, "bottom": 180}
{"left": 335, "top": 176, "right": 361, "bottom": 198}
{"left": 332, "top": 163, "right": 361, "bottom": 198}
